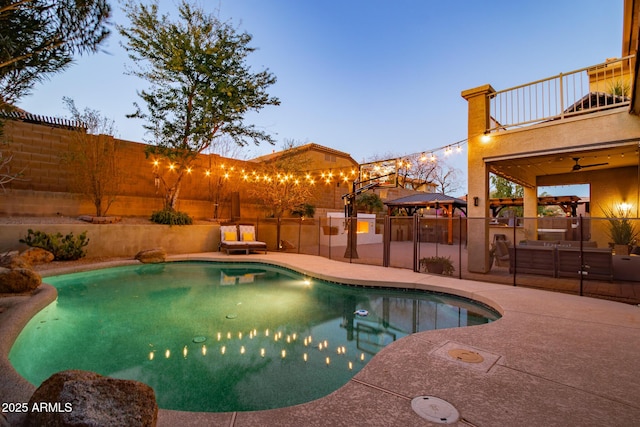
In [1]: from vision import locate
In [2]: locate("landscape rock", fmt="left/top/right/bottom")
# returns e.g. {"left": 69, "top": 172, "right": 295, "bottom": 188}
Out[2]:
{"left": 0, "top": 252, "right": 30, "bottom": 269}
{"left": 135, "top": 248, "right": 167, "bottom": 264}
{"left": 20, "top": 247, "right": 55, "bottom": 266}
{"left": 0, "top": 267, "right": 41, "bottom": 293}
{"left": 25, "top": 370, "right": 158, "bottom": 427}
{"left": 78, "top": 215, "right": 122, "bottom": 224}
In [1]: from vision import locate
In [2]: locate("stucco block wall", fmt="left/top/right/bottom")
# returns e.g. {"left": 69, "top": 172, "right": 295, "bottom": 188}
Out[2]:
{"left": 1, "top": 121, "right": 350, "bottom": 218}
{"left": 0, "top": 223, "right": 219, "bottom": 257}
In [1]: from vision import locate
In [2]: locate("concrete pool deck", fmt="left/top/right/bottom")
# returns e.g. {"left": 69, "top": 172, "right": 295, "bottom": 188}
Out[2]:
{"left": 1, "top": 252, "right": 640, "bottom": 426}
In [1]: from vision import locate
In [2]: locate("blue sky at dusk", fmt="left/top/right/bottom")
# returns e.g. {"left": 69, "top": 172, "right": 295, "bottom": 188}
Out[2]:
{"left": 17, "top": 1, "right": 624, "bottom": 194}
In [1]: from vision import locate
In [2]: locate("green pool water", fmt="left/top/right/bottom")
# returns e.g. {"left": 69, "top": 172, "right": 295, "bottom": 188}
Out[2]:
{"left": 9, "top": 262, "right": 499, "bottom": 412}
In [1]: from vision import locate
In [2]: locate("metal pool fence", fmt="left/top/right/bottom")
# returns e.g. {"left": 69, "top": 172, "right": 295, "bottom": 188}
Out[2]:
{"left": 229, "top": 215, "right": 639, "bottom": 304}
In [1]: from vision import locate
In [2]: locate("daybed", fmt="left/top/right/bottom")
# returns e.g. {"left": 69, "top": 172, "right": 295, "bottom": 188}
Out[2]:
{"left": 219, "top": 225, "right": 267, "bottom": 254}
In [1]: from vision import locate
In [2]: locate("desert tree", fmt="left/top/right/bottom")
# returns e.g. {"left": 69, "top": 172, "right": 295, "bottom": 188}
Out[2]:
{"left": 356, "top": 192, "right": 383, "bottom": 214}
{"left": 119, "top": 0, "right": 279, "bottom": 216}
{"left": 0, "top": 0, "right": 111, "bottom": 110}
{"left": 205, "top": 135, "right": 250, "bottom": 220}
{"left": 63, "top": 97, "right": 120, "bottom": 217}
{"left": 0, "top": 0, "right": 110, "bottom": 188}
{"left": 0, "top": 145, "right": 25, "bottom": 191}
{"left": 431, "top": 163, "right": 462, "bottom": 195}
{"left": 397, "top": 153, "right": 439, "bottom": 191}
{"left": 248, "top": 140, "right": 317, "bottom": 247}
{"left": 490, "top": 174, "right": 524, "bottom": 217}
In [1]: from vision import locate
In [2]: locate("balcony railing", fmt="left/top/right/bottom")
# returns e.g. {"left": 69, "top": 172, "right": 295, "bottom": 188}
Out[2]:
{"left": 488, "top": 55, "right": 635, "bottom": 132}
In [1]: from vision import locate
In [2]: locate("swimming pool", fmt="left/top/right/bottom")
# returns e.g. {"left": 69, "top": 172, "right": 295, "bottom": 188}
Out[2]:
{"left": 9, "top": 261, "right": 500, "bottom": 412}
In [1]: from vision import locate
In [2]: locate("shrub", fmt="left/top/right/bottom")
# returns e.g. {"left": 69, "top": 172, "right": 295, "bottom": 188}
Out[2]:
{"left": 291, "top": 203, "right": 316, "bottom": 218}
{"left": 419, "top": 256, "right": 455, "bottom": 276}
{"left": 150, "top": 209, "right": 193, "bottom": 225}
{"left": 20, "top": 229, "right": 89, "bottom": 260}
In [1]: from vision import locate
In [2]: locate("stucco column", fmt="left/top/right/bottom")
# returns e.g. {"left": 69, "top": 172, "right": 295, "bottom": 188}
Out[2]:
{"left": 523, "top": 185, "right": 538, "bottom": 241}
{"left": 462, "top": 84, "right": 495, "bottom": 273}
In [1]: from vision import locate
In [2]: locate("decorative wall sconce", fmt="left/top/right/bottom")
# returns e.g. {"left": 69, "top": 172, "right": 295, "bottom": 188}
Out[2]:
{"left": 473, "top": 197, "right": 479, "bottom": 207}
{"left": 619, "top": 202, "right": 631, "bottom": 214}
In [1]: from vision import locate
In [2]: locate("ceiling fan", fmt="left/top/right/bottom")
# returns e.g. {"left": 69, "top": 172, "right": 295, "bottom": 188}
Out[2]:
{"left": 571, "top": 157, "right": 608, "bottom": 172}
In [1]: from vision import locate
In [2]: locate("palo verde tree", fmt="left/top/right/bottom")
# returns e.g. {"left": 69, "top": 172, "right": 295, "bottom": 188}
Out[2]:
{"left": 119, "top": 1, "right": 279, "bottom": 218}
{"left": 63, "top": 97, "right": 120, "bottom": 217}
{"left": 0, "top": 0, "right": 111, "bottom": 111}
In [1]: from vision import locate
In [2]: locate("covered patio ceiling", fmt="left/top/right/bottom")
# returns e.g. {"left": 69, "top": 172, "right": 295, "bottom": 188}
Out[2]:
{"left": 486, "top": 141, "right": 640, "bottom": 187}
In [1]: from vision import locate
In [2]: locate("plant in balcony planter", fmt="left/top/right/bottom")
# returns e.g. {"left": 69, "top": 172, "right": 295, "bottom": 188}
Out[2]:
{"left": 602, "top": 205, "right": 638, "bottom": 255}
{"left": 419, "top": 256, "right": 455, "bottom": 276}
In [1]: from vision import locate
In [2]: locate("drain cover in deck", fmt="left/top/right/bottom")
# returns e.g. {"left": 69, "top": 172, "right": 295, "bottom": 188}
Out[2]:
{"left": 411, "top": 396, "right": 459, "bottom": 424}
{"left": 448, "top": 348, "right": 484, "bottom": 363}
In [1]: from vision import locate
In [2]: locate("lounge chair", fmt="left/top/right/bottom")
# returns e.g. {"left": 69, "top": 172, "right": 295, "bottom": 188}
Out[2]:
{"left": 238, "top": 225, "right": 267, "bottom": 254}
{"left": 219, "top": 225, "right": 250, "bottom": 254}
{"left": 492, "top": 240, "right": 511, "bottom": 267}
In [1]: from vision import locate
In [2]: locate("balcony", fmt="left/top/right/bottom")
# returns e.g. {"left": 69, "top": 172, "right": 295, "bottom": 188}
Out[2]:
{"left": 487, "top": 55, "right": 635, "bottom": 132}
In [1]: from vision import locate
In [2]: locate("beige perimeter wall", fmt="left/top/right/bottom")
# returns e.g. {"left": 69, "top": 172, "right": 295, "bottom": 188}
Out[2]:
{"left": 1, "top": 120, "right": 349, "bottom": 219}
{"left": 0, "top": 223, "right": 220, "bottom": 256}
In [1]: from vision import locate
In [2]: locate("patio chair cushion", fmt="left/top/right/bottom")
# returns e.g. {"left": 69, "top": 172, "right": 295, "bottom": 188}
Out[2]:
{"left": 239, "top": 225, "right": 261, "bottom": 242}
{"left": 224, "top": 231, "right": 238, "bottom": 241}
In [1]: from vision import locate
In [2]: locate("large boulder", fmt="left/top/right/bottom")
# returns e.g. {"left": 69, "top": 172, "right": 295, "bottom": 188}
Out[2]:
{"left": 20, "top": 247, "right": 55, "bottom": 266}
{"left": 0, "top": 267, "right": 41, "bottom": 293}
{"left": 0, "top": 252, "right": 29, "bottom": 269}
{"left": 135, "top": 248, "right": 167, "bottom": 264}
{"left": 25, "top": 370, "right": 158, "bottom": 427}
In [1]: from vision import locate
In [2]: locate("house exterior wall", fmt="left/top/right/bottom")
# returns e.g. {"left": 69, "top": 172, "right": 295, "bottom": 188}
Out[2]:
{"left": 463, "top": 83, "right": 640, "bottom": 273}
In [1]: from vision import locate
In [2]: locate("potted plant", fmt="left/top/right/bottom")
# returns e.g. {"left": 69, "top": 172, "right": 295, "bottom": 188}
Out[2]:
{"left": 419, "top": 256, "right": 455, "bottom": 276}
{"left": 602, "top": 205, "right": 638, "bottom": 255}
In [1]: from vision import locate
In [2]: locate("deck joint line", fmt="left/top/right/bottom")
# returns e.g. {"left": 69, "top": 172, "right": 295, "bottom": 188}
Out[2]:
{"left": 350, "top": 378, "right": 411, "bottom": 401}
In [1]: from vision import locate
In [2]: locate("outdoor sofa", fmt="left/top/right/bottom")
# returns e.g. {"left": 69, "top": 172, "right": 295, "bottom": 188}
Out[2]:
{"left": 503, "top": 240, "right": 613, "bottom": 280}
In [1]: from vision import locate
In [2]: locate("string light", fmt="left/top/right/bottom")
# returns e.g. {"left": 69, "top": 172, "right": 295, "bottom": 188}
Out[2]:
{"left": 148, "top": 138, "right": 467, "bottom": 188}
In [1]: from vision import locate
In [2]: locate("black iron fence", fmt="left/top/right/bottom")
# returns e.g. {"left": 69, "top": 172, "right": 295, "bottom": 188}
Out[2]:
{"left": 231, "top": 215, "right": 639, "bottom": 304}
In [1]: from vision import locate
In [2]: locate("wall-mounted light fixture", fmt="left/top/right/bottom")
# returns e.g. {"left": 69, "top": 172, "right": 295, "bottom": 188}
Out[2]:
{"left": 473, "top": 196, "right": 479, "bottom": 207}
{"left": 620, "top": 202, "right": 631, "bottom": 215}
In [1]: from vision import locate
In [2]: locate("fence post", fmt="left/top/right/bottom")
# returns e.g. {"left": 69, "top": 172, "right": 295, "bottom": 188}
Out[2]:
{"left": 512, "top": 218, "right": 517, "bottom": 286}
{"left": 579, "top": 214, "right": 584, "bottom": 296}
{"left": 458, "top": 216, "right": 462, "bottom": 279}
{"left": 413, "top": 214, "right": 419, "bottom": 272}
{"left": 383, "top": 215, "right": 391, "bottom": 267}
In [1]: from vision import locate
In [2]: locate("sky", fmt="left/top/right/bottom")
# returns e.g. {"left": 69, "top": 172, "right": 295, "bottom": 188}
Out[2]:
{"left": 16, "top": 0, "right": 624, "bottom": 196}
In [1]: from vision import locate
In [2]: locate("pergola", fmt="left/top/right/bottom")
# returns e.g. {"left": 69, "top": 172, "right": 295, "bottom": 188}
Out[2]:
{"left": 490, "top": 195, "right": 583, "bottom": 217}
{"left": 384, "top": 193, "right": 468, "bottom": 244}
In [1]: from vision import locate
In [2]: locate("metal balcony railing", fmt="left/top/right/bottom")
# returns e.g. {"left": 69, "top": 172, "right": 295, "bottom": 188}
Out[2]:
{"left": 488, "top": 55, "right": 635, "bottom": 132}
